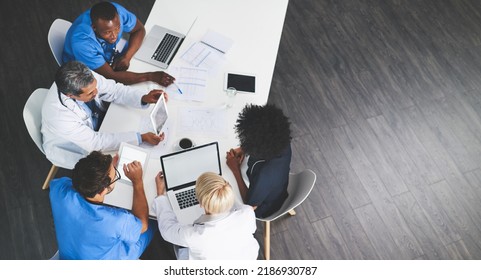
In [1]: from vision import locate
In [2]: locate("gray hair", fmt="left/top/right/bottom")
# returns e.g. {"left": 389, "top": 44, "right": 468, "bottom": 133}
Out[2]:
{"left": 55, "top": 61, "right": 94, "bottom": 96}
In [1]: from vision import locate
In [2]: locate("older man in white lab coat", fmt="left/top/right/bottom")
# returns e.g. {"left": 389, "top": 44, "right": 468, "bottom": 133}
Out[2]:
{"left": 41, "top": 61, "right": 168, "bottom": 168}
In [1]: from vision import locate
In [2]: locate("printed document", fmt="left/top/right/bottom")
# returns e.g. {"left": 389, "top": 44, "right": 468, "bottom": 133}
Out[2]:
{"left": 165, "top": 66, "right": 208, "bottom": 102}
{"left": 181, "top": 29, "right": 234, "bottom": 71}
{"left": 177, "top": 106, "right": 228, "bottom": 137}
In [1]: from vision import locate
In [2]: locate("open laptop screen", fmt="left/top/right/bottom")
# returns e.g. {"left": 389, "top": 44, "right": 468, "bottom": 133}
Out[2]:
{"left": 160, "top": 142, "right": 221, "bottom": 190}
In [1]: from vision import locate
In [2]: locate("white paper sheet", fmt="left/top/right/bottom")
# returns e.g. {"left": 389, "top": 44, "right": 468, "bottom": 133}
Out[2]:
{"left": 181, "top": 29, "right": 233, "bottom": 72}
{"left": 177, "top": 106, "right": 228, "bottom": 137}
{"left": 201, "top": 29, "right": 234, "bottom": 53}
{"left": 165, "top": 66, "right": 208, "bottom": 102}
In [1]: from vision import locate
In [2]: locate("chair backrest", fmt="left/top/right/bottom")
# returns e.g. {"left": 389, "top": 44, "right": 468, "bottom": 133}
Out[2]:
{"left": 49, "top": 250, "right": 60, "bottom": 260}
{"left": 257, "top": 169, "right": 317, "bottom": 222}
{"left": 48, "top": 18, "right": 72, "bottom": 66}
{"left": 23, "top": 88, "right": 49, "bottom": 154}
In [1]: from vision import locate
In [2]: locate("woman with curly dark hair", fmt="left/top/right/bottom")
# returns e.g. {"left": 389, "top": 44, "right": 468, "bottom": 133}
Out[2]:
{"left": 226, "top": 104, "right": 292, "bottom": 218}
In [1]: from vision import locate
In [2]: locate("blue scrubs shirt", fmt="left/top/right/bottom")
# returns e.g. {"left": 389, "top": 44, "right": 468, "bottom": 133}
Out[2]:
{"left": 62, "top": 2, "right": 137, "bottom": 69}
{"left": 49, "top": 177, "right": 154, "bottom": 259}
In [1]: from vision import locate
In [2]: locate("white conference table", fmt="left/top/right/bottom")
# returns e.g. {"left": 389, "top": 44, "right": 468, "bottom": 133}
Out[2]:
{"left": 102, "top": 0, "right": 288, "bottom": 217}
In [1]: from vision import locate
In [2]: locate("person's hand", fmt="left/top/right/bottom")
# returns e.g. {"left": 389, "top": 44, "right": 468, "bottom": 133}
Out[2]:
{"left": 141, "top": 89, "right": 165, "bottom": 104}
{"left": 151, "top": 71, "right": 175, "bottom": 87}
{"left": 141, "top": 132, "right": 165, "bottom": 145}
{"left": 233, "top": 147, "right": 245, "bottom": 163}
{"left": 111, "top": 55, "right": 130, "bottom": 71}
{"left": 112, "top": 153, "right": 119, "bottom": 167}
{"left": 226, "top": 148, "right": 243, "bottom": 172}
{"left": 124, "top": 160, "right": 143, "bottom": 185}
{"left": 155, "top": 171, "right": 166, "bottom": 196}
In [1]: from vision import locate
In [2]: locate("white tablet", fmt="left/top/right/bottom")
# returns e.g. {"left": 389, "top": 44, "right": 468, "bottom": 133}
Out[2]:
{"left": 150, "top": 93, "right": 168, "bottom": 135}
{"left": 224, "top": 72, "right": 256, "bottom": 93}
{"left": 117, "top": 142, "right": 150, "bottom": 184}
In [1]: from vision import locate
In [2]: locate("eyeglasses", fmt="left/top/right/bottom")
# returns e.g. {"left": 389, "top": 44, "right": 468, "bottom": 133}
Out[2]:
{"left": 106, "top": 166, "right": 121, "bottom": 194}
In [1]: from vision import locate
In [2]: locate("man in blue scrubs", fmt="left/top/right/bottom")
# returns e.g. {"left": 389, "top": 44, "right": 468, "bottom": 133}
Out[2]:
{"left": 49, "top": 151, "right": 156, "bottom": 259}
{"left": 226, "top": 104, "right": 292, "bottom": 218}
{"left": 63, "top": 1, "right": 175, "bottom": 86}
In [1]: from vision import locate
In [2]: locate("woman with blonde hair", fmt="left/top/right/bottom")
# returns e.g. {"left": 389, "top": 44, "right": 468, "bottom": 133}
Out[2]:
{"left": 153, "top": 171, "right": 259, "bottom": 259}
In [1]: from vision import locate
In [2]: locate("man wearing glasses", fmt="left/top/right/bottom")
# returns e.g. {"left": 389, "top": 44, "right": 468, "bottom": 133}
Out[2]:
{"left": 49, "top": 151, "right": 155, "bottom": 259}
{"left": 42, "top": 61, "right": 166, "bottom": 169}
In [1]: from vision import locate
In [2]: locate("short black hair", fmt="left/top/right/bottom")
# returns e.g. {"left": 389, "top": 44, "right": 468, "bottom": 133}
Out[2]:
{"left": 72, "top": 151, "right": 112, "bottom": 198}
{"left": 90, "top": 1, "right": 118, "bottom": 22}
{"left": 235, "top": 104, "right": 291, "bottom": 160}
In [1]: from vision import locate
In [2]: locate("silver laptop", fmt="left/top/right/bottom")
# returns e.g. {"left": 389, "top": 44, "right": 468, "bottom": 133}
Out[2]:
{"left": 136, "top": 19, "right": 197, "bottom": 69}
{"left": 160, "top": 142, "right": 221, "bottom": 225}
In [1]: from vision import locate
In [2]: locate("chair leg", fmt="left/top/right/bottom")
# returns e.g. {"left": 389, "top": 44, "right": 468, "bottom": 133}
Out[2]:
{"left": 42, "top": 165, "right": 58, "bottom": 190}
{"left": 288, "top": 209, "right": 296, "bottom": 216}
{"left": 264, "top": 221, "right": 270, "bottom": 260}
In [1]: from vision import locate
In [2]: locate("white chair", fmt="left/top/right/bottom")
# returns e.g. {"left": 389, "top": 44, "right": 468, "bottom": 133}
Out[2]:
{"left": 256, "top": 169, "right": 317, "bottom": 260}
{"left": 48, "top": 19, "right": 72, "bottom": 66}
{"left": 49, "top": 250, "right": 60, "bottom": 260}
{"left": 23, "top": 88, "right": 63, "bottom": 189}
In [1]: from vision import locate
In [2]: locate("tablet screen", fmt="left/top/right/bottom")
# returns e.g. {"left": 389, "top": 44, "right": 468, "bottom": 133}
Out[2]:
{"left": 226, "top": 73, "right": 256, "bottom": 93}
{"left": 117, "top": 143, "right": 149, "bottom": 184}
{"left": 150, "top": 94, "right": 168, "bottom": 135}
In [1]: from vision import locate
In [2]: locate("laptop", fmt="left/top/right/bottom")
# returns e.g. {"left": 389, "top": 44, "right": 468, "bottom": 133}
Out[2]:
{"left": 135, "top": 19, "right": 197, "bottom": 69}
{"left": 150, "top": 93, "right": 168, "bottom": 135}
{"left": 160, "top": 142, "right": 221, "bottom": 225}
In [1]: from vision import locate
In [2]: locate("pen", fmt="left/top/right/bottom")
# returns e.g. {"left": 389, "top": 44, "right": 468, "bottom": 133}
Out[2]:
{"left": 173, "top": 82, "right": 183, "bottom": 94}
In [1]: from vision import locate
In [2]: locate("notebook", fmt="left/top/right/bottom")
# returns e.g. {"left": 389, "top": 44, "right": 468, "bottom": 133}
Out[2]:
{"left": 160, "top": 142, "right": 221, "bottom": 225}
{"left": 135, "top": 19, "right": 197, "bottom": 69}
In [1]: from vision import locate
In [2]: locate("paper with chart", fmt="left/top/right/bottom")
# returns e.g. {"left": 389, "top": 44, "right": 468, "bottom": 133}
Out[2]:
{"left": 181, "top": 29, "right": 234, "bottom": 72}
{"left": 177, "top": 107, "right": 228, "bottom": 137}
{"left": 165, "top": 66, "right": 208, "bottom": 102}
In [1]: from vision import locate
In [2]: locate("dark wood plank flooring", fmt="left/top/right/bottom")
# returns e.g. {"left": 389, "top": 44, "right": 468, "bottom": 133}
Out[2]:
{"left": 2, "top": 0, "right": 481, "bottom": 259}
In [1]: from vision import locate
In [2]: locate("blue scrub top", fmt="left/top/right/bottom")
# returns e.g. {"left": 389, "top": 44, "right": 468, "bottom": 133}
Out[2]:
{"left": 62, "top": 2, "right": 137, "bottom": 69}
{"left": 49, "top": 177, "right": 144, "bottom": 259}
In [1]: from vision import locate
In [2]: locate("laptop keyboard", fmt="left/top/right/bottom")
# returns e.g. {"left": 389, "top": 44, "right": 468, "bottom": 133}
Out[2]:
{"left": 152, "top": 33, "right": 179, "bottom": 63}
{"left": 175, "top": 188, "right": 199, "bottom": 209}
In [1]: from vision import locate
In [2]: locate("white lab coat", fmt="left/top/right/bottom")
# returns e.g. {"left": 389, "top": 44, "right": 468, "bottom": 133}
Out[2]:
{"left": 41, "top": 71, "right": 148, "bottom": 169}
{"left": 153, "top": 195, "right": 260, "bottom": 260}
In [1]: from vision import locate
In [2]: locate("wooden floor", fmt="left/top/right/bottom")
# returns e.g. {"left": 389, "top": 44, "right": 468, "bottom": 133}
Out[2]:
{"left": 2, "top": 0, "right": 481, "bottom": 259}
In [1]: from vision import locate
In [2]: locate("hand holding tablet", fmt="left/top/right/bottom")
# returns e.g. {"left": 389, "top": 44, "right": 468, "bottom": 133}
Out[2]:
{"left": 117, "top": 142, "right": 150, "bottom": 184}
{"left": 150, "top": 93, "right": 169, "bottom": 135}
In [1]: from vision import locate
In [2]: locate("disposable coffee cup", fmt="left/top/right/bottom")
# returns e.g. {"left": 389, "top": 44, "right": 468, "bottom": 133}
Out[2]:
{"left": 178, "top": 138, "right": 194, "bottom": 150}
